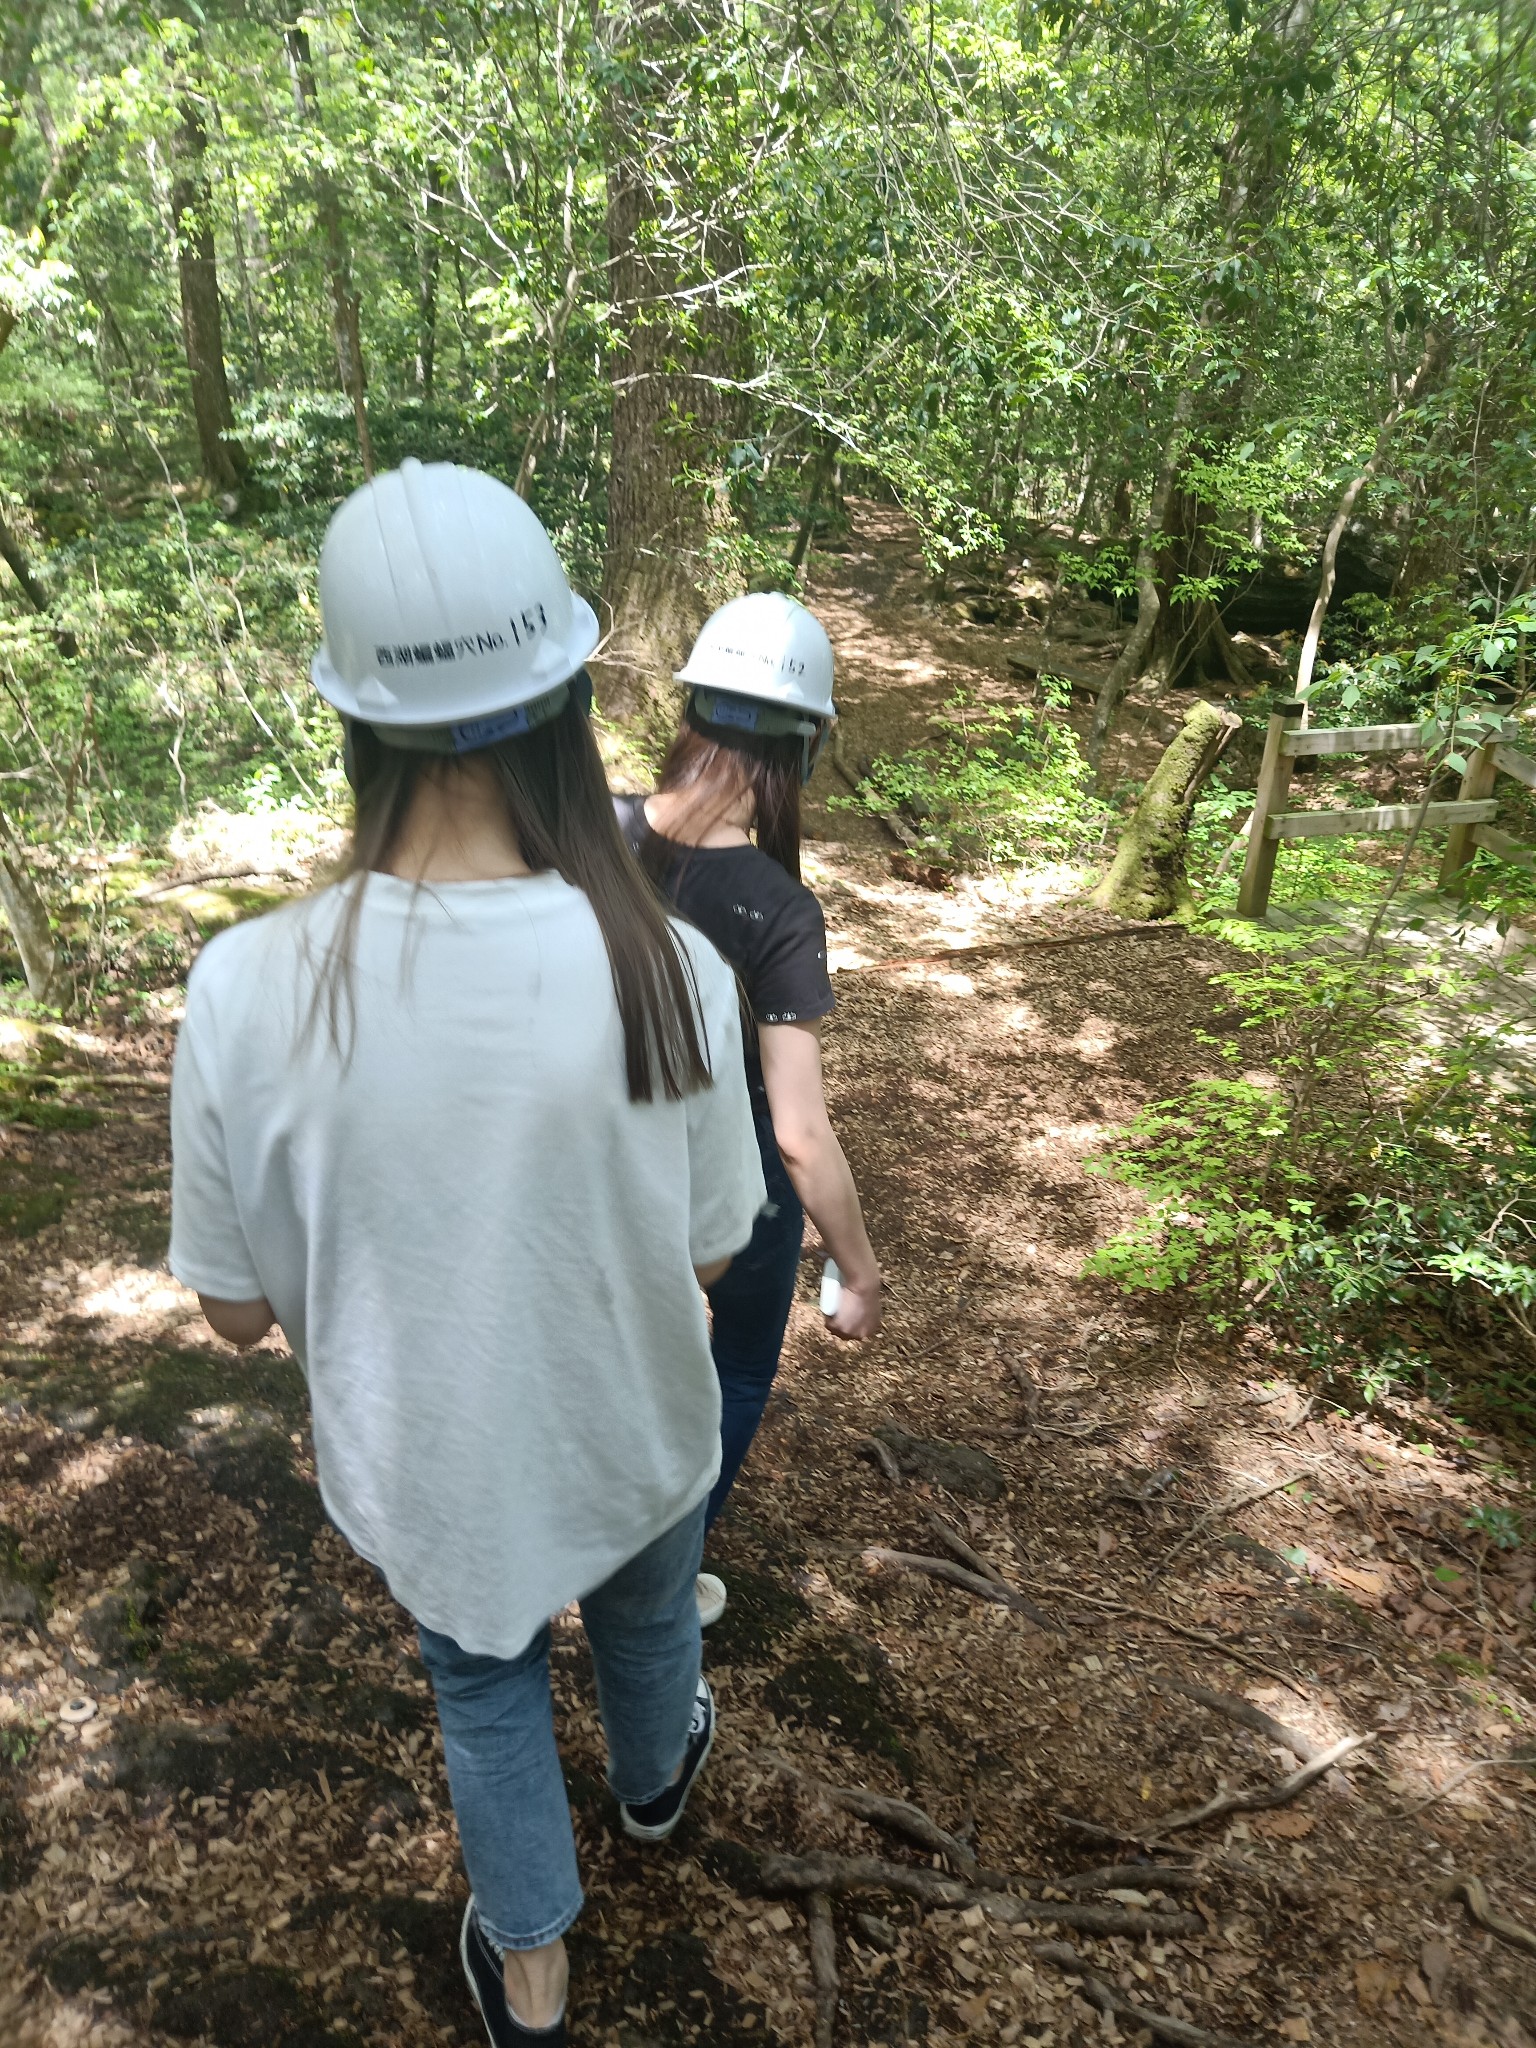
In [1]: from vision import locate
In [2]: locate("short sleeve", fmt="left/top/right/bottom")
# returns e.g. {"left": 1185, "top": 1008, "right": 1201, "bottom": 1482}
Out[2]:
{"left": 747, "top": 886, "right": 835, "bottom": 1028}
{"left": 168, "top": 970, "right": 265, "bottom": 1300}
{"left": 680, "top": 934, "right": 768, "bottom": 1265}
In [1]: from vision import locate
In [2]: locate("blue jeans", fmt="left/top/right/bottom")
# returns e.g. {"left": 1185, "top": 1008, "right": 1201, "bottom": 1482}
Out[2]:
{"left": 416, "top": 1502, "right": 705, "bottom": 1951}
{"left": 704, "top": 1116, "right": 804, "bottom": 1529}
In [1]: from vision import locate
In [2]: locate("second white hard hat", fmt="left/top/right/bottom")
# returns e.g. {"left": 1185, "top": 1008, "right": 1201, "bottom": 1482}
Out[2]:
{"left": 310, "top": 458, "right": 599, "bottom": 730}
{"left": 675, "top": 592, "right": 836, "bottom": 722}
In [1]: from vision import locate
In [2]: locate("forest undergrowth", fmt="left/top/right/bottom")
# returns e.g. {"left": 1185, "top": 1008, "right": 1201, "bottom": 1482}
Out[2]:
{"left": 1, "top": 508, "right": 1534, "bottom": 2048}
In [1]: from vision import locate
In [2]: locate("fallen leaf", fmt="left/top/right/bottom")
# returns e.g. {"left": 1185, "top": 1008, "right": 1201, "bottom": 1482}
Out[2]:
{"left": 1277, "top": 2020, "right": 1312, "bottom": 2043}
{"left": 1403, "top": 1971, "right": 1431, "bottom": 2008}
{"left": 955, "top": 1993, "right": 992, "bottom": 2028}
{"left": 1354, "top": 1958, "right": 1398, "bottom": 2010}
{"left": 1331, "top": 1563, "right": 1387, "bottom": 1601}
{"left": 1252, "top": 1810, "right": 1316, "bottom": 1840}
{"left": 1208, "top": 1953, "right": 1261, "bottom": 1981}
{"left": 1420, "top": 1939, "right": 1451, "bottom": 2003}
{"left": 764, "top": 1906, "right": 793, "bottom": 1934}
{"left": 952, "top": 1954, "right": 980, "bottom": 1984}
{"left": 1096, "top": 1528, "right": 1117, "bottom": 1559}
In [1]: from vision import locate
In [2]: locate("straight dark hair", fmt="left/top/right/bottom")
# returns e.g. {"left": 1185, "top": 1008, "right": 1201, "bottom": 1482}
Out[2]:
{"left": 646, "top": 719, "right": 805, "bottom": 883}
{"left": 315, "top": 695, "right": 711, "bottom": 1103}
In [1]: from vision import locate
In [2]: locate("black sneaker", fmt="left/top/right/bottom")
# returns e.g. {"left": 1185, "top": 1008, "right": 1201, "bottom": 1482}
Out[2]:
{"left": 619, "top": 1677, "right": 715, "bottom": 1842}
{"left": 459, "top": 1899, "right": 568, "bottom": 2046}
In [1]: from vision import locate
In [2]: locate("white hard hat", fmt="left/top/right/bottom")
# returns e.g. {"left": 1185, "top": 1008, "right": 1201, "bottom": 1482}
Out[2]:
{"left": 675, "top": 592, "right": 836, "bottom": 722}
{"left": 310, "top": 458, "right": 599, "bottom": 730}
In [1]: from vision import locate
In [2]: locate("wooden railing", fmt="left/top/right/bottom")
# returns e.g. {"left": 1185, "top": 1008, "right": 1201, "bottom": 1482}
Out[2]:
{"left": 1237, "top": 698, "right": 1536, "bottom": 919}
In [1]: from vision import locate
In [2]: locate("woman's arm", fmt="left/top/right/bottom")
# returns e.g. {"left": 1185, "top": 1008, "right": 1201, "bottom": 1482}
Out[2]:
{"left": 198, "top": 1294, "right": 276, "bottom": 1348}
{"left": 758, "top": 1020, "right": 882, "bottom": 1339}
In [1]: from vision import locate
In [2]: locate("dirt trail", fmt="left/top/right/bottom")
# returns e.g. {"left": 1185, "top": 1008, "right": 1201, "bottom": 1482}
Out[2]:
{"left": 2, "top": 507, "right": 1535, "bottom": 2048}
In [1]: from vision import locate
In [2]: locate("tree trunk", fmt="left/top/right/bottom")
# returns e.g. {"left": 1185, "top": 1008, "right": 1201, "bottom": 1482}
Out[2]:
{"left": 415, "top": 157, "right": 444, "bottom": 398}
{"left": 1292, "top": 332, "right": 1441, "bottom": 701}
{"left": 1088, "top": 386, "right": 1194, "bottom": 767}
{"left": 0, "top": 0, "right": 45, "bottom": 191}
{"left": 170, "top": 94, "right": 247, "bottom": 499}
{"left": 283, "top": 25, "right": 375, "bottom": 480}
{"left": 1090, "top": 700, "right": 1238, "bottom": 921}
{"left": 0, "top": 816, "right": 61, "bottom": 1007}
{"left": 595, "top": 2, "right": 746, "bottom": 724}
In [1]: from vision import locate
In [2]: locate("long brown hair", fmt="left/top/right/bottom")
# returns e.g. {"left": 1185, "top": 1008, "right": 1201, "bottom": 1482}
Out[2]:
{"left": 646, "top": 717, "right": 806, "bottom": 882}
{"left": 315, "top": 696, "right": 711, "bottom": 1104}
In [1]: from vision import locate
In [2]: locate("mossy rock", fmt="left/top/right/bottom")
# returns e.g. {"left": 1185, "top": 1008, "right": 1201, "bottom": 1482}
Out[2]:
{"left": 871, "top": 1424, "right": 1006, "bottom": 1500}
{"left": 175, "top": 883, "right": 291, "bottom": 936}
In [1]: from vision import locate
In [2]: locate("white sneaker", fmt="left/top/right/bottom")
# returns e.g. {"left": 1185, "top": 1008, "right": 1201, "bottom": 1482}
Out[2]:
{"left": 695, "top": 1572, "right": 727, "bottom": 1628}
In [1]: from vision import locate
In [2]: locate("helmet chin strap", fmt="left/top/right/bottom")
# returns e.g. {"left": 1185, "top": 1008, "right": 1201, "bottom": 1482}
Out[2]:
{"left": 341, "top": 668, "right": 595, "bottom": 789}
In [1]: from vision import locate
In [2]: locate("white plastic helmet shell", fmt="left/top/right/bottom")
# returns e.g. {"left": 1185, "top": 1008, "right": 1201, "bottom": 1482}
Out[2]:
{"left": 310, "top": 459, "right": 599, "bottom": 725}
{"left": 675, "top": 592, "right": 835, "bottom": 721}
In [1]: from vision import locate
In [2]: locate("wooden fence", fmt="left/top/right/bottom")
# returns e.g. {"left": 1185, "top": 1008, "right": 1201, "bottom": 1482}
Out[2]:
{"left": 1236, "top": 698, "right": 1536, "bottom": 920}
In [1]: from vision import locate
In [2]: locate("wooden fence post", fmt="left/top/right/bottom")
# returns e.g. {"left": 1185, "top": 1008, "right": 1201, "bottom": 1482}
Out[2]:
{"left": 1438, "top": 739, "right": 1501, "bottom": 892}
{"left": 1236, "top": 698, "right": 1304, "bottom": 920}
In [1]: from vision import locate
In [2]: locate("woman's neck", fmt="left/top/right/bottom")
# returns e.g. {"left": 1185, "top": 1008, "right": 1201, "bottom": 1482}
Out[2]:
{"left": 384, "top": 758, "right": 533, "bottom": 882}
{"left": 644, "top": 787, "right": 753, "bottom": 849}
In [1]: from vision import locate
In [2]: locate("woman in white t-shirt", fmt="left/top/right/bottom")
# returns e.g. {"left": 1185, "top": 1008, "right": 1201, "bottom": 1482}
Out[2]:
{"left": 169, "top": 462, "right": 765, "bottom": 2048}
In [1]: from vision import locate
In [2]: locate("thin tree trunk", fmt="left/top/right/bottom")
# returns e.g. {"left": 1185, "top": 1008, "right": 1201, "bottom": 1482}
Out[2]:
{"left": 0, "top": 814, "right": 61, "bottom": 1007}
{"left": 1088, "top": 386, "right": 1194, "bottom": 767}
{"left": 284, "top": 25, "right": 375, "bottom": 480}
{"left": 0, "top": 1, "right": 45, "bottom": 191}
{"left": 416, "top": 158, "right": 444, "bottom": 399}
{"left": 1090, "top": 700, "right": 1238, "bottom": 921}
{"left": 170, "top": 94, "right": 247, "bottom": 498}
{"left": 1292, "top": 333, "right": 1441, "bottom": 702}
{"left": 227, "top": 183, "right": 268, "bottom": 387}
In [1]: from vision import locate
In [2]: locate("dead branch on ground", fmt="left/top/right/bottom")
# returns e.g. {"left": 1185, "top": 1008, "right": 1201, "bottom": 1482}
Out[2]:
{"left": 806, "top": 1892, "right": 839, "bottom": 2048}
{"left": 1055, "top": 1862, "right": 1204, "bottom": 1894}
{"left": 1443, "top": 1873, "right": 1536, "bottom": 1958}
{"left": 1019, "top": 1577, "right": 1306, "bottom": 1693}
{"left": 1154, "top": 1678, "right": 1320, "bottom": 1764}
{"left": 860, "top": 1547, "right": 1060, "bottom": 1630}
{"left": 1159, "top": 1466, "right": 1317, "bottom": 1572}
{"left": 1030, "top": 1940, "right": 1259, "bottom": 2048}
{"left": 756, "top": 1753, "right": 989, "bottom": 1881}
{"left": 1402, "top": 1756, "right": 1536, "bottom": 1819}
{"left": 756, "top": 1848, "right": 1202, "bottom": 1937}
{"left": 1135, "top": 1733, "right": 1373, "bottom": 1838}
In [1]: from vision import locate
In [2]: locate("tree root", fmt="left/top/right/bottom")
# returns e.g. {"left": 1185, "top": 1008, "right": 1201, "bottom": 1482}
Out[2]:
{"left": 756, "top": 1848, "right": 1203, "bottom": 1936}
{"left": 1154, "top": 1677, "right": 1321, "bottom": 1764}
{"left": 1019, "top": 1577, "right": 1306, "bottom": 1693}
{"left": 1063, "top": 1732, "right": 1373, "bottom": 1845}
{"left": 1443, "top": 1873, "right": 1536, "bottom": 1958}
{"left": 925, "top": 1510, "right": 1017, "bottom": 1591}
{"left": 1056, "top": 1862, "right": 1205, "bottom": 1894}
{"left": 860, "top": 1547, "right": 1060, "bottom": 1631}
{"left": 806, "top": 1892, "right": 839, "bottom": 2048}
{"left": 756, "top": 1753, "right": 991, "bottom": 1881}
{"left": 856, "top": 1436, "right": 904, "bottom": 1485}
{"left": 1030, "top": 1940, "right": 1259, "bottom": 2048}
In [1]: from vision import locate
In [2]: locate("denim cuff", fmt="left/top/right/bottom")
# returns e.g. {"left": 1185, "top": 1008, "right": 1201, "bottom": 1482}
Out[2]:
{"left": 477, "top": 1890, "right": 584, "bottom": 1955}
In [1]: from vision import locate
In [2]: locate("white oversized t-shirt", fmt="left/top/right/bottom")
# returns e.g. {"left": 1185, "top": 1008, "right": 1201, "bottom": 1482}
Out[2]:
{"left": 169, "top": 871, "right": 767, "bottom": 1658}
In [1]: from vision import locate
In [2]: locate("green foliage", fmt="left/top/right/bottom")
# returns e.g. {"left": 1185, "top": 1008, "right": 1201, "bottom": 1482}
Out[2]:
{"left": 832, "top": 687, "right": 1108, "bottom": 870}
{"left": 1086, "top": 947, "right": 1536, "bottom": 1421}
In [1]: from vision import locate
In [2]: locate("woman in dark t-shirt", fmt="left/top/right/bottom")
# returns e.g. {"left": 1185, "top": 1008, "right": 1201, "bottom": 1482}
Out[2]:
{"left": 617, "top": 593, "right": 882, "bottom": 1629}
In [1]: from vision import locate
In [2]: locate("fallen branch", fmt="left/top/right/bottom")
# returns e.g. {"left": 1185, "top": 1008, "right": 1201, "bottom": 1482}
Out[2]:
{"left": 861, "top": 1548, "right": 1060, "bottom": 1631}
{"left": 1154, "top": 1678, "right": 1320, "bottom": 1765}
{"left": 1402, "top": 1756, "right": 1536, "bottom": 1819}
{"left": 756, "top": 1849, "right": 1202, "bottom": 1936}
{"left": 1143, "top": 1732, "right": 1373, "bottom": 1836}
{"left": 806, "top": 1892, "right": 839, "bottom": 2048}
{"left": 926, "top": 1511, "right": 1016, "bottom": 1591}
{"left": 1159, "top": 1466, "right": 1316, "bottom": 1573}
{"left": 1020, "top": 1578, "right": 1305, "bottom": 1694}
{"left": 1030, "top": 1940, "right": 1259, "bottom": 2048}
{"left": 1443, "top": 1873, "right": 1536, "bottom": 1959}
{"left": 856, "top": 1437, "right": 904, "bottom": 1486}
{"left": 139, "top": 863, "right": 263, "bottom": 898}
{"left": 757, "top": 1754, "right": 986, "bottom": 1880}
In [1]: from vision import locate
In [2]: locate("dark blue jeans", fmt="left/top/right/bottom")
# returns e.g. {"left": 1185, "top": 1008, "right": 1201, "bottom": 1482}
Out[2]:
{"left": 704, "top": 1116, "right": 803, "bottom": 1529}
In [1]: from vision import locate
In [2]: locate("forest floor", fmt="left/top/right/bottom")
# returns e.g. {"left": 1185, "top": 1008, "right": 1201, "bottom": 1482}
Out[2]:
{"left": 2, "top": 505, "right": 1535, "bottom": 2048}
